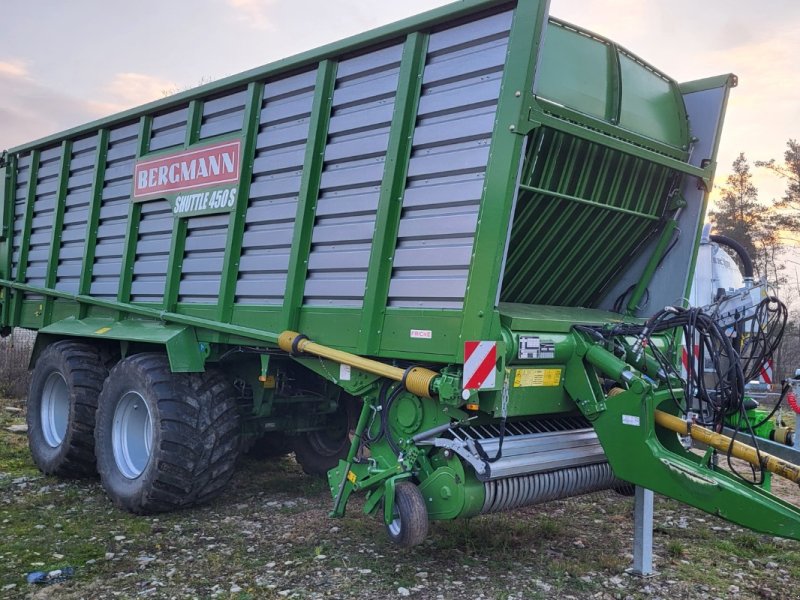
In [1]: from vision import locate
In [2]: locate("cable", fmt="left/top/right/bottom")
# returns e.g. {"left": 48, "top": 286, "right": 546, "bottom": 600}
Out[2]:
{"left": 580, "top": 298, "right": 787, "bottom": 486}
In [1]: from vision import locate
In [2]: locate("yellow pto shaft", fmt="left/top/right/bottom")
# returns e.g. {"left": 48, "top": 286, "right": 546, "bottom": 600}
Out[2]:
{"left": 278, "top": 331, "right": 438, "bottom": 398}
{"left": 654, "top": 410, "right": 800, "bottom": 484}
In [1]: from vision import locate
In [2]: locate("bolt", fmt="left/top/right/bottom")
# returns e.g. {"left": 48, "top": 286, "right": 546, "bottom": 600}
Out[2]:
{"left": 509, "top": 125, "right": 516, "bottom": 131}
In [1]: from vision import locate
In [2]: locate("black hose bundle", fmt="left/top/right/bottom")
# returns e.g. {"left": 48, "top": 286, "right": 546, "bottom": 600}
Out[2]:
{"left": 736, "top": 296, "right": 788, "bottom": 383}
{"left": 594, "top": 296, "right": 788, "bottom": 485}
{"left": 611, "top": 305, "right": 745, "bottom": 429}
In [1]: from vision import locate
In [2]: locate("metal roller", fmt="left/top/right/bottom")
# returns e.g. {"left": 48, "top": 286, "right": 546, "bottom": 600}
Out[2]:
{"left": 481, "top": 463, "right": 619, "bottom": 514}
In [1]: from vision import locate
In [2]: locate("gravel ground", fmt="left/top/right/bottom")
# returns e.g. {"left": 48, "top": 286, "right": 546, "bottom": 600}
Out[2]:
{"left": 3, "top": 404, "right": 800, "bottom": 600}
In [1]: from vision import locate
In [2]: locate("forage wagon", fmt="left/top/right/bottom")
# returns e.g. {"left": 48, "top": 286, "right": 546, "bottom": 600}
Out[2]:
{"left": 2, "top": 0, "right": 798, "bottom": 546}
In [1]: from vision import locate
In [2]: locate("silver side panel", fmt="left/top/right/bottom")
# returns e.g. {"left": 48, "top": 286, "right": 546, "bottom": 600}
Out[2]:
{"left": 303, "top": 43, "right": 404, "bottom": 307}
{"left": 24, "top": 145, "right": 64, "bottom": 298}
{"left": 149, "top": 105, "right": 188, "bottom": 151}
{"left": 179, "top": 213, "right": 229, "bottom": 303}
{"left": 130, "top": 199, "right": 172, "bottom": 303}
{"left": 91, "top": 122, "right": 138, "bottom": 299}
{"left": 388, "top": 9, "right": 513, "bottom": 309}
{"left": 55, "top": 136, "right": 98, "bottom": 295}
{"left": 235, "top": 69, "right": 317, "bottom": 305}
{"left": 199, "top": 88, "right": 247, "bottom": 141}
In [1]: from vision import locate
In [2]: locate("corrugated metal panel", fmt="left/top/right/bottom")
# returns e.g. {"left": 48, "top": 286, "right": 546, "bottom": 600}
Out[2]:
{"left": 199, "top": 88, "right": 247, "bottom": 140}
{"left": 91, "top": 122, "right": 138, "bottom": 298}
{"left": 304, "top": 43, "right": 404, "bottom": 307}
{"left": 178, "top": 213, "right": 228, "bottom": 303}
{"left": 130, "top": 199, "right": 172, "bottom": 303}
{"left": 236, "top": 69, "right": 317, "bottom": 305}
{"left": 24, "top": 145, "right": 64, "bottom": 297}
{"left": 500, "top": 127, "right": 674, "bottom": 307}
{"left": 388, "top": 9, "right": 513, "bottom": 309}
{"left": 149, "top": 105, "right": 188, "bottom": 151}
{"left": 10, "top": 153, "right": 32, "bottom": 280}
{"left": 55, "top": 136, "right": 97, "bottom": 294}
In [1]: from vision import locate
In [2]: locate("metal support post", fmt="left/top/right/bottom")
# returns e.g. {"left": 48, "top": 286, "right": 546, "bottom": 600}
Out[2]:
{"left": 631, "top": 486, "right": 654, "bottom": 576}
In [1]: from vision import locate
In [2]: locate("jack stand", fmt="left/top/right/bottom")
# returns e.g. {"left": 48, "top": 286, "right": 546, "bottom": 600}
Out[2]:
{"left": 630, "top": 486, "right": 655, "bottom": 577}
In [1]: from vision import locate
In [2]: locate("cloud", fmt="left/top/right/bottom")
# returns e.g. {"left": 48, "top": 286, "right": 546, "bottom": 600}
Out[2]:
{"left": 0, "top": 60, "right": 28, "bottom": 79}
{"left": 0, "top": 70, "right": 106, "bottom": 149}
{"left": 226, "top": 0, "right": 277, "bottom": 30}
{"left": 102, "top": 72, "right": 179, "bottom": 111}
{"left": 0, "top": 59, "right": 180, "bottom": 149}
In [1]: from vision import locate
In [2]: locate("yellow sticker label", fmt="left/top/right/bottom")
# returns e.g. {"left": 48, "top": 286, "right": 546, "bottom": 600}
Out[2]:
{"left": 94, "top": 327, "right": 112, "bottom": 335}
{"left": 346, "top": 471, "right": 357, "bottom": 484}
{"left": 513, "top": 368, "right": 562, "bottom": 387}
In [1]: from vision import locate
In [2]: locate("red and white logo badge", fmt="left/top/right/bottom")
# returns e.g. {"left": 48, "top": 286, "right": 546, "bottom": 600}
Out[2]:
{"left": 463, "top": 341, "right": 497, "bottom": 390}
{"left": 133, "top": 140, "right": 241, "bottom": 199}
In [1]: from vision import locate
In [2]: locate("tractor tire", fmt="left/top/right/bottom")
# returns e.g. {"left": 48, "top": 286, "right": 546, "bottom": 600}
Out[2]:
{"left": 94, "top": 353, "right": 240, "bottom": 514}
{"left": 385, "top": 482, "right": 429, "bottom": 547}
{"left": 26, "top": 340, "right": 109, "bottom": 477}
{"left": 293, "top": 398, "right": 356, "bottom": 476}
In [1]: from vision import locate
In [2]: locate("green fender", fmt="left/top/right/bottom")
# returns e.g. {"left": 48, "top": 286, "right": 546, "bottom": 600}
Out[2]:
{"left": 34, "top": 316, "right": 207, "bottom": 372}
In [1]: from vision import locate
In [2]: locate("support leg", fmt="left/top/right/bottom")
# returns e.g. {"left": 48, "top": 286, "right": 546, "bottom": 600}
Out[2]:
{"left": 631, "top": 486, "right": 654, "bottom": 576}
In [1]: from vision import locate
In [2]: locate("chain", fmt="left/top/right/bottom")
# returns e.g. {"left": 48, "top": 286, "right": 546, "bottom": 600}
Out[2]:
{"left": 317, "top": 355, "right": 339, "bottom": 384}
{"left": 501, "top": 369, "right": 510, "bottom": 419}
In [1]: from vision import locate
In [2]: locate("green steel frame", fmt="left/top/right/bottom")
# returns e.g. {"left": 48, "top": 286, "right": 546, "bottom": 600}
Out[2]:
{"left": 281, "top": 60, "right": 338, "bottom": 332}
{"left": 216, "top": 82, "right": 264, "bottom": 325}
{"left": 357, "top": 32, "right": 428, "bottom": 355}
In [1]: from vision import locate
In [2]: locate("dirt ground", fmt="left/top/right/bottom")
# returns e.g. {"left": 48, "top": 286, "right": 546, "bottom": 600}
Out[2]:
{"left": 3, "top": 404, "right": 800, "bottom": 600}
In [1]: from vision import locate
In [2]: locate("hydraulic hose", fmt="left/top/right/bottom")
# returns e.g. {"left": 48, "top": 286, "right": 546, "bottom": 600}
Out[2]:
{"left": 709, "top": 234, "right": 754, "bottom": 279}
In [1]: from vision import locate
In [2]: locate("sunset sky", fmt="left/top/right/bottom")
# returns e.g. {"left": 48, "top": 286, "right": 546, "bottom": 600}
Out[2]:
{"left": 1, "top": 0, "right": 798, "bottom": 212}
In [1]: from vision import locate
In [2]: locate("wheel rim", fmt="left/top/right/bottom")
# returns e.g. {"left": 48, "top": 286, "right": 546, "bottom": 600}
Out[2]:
{"left": 388, "top": 504, "right": 402, "bottom": 537}
{"left": 41, "top": 372, "right": 69, "bottom": 448}
{"left": 112, "top": 391, "right": 153, "bottom": 479}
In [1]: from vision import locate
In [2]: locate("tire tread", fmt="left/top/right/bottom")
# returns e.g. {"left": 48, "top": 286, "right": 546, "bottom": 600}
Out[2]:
{"left": 96, "top": 353, "right": 240, "bottom": 514}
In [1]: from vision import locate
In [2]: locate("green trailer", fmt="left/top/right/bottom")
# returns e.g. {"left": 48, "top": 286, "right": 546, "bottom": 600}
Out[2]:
{"left": 2, "top": 0, "right": 799, "bottom": 546}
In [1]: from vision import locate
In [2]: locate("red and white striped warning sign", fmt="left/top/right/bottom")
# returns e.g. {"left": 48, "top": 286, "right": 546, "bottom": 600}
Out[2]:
{"left": 759, "top": 359, "right": 774, "bottom": 385}
{"left": 464, "top": 341, "right": 497, "bottom": 390}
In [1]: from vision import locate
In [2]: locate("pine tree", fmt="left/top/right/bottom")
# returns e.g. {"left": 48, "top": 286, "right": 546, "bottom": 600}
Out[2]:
{"left": 756, "top": 139, "right": 800, "bottom": 239}
{"left": 709, "top": 153, "right": 763, "bottom": 265}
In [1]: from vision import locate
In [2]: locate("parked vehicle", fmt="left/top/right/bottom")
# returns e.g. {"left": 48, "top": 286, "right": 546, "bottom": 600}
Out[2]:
{"left": 3, "top": 0, "right": 799, "bottom": 546}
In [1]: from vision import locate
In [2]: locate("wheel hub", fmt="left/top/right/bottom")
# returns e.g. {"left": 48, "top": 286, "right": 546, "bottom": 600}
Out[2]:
{"left": 41, "top": 372, "right": 69, "bottom": 448}
{"left": 112, "top": 391, "right": 153, "bottom": 479}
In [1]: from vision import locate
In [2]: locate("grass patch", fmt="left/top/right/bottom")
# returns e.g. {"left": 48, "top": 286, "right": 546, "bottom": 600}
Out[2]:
{"left": 667, "top": 540, "right": 685, "bottom": 559}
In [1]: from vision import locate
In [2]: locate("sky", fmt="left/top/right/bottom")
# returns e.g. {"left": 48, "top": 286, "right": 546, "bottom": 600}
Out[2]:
{"left": 1, "top": 0, "right": 798, "bottom": 210}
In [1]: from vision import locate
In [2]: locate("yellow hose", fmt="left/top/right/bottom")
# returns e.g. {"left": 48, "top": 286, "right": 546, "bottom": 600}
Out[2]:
{"left": 278, "top": 331, "right": 438, "bottom": 398}
{"left": 654, "top": 410, "right": 800, "bottom": 484}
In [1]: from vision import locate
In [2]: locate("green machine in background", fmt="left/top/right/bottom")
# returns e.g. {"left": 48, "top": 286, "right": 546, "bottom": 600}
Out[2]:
{"left": 1, "top": 0, "right": 798, "bottom": 546}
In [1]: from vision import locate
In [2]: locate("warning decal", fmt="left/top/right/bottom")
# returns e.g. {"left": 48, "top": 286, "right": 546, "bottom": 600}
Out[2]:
{"left": 463, "top": 341, "right": 497, "bottom": 390}
{"left": 513, "top": 368, "right": 562, "bottom": 388}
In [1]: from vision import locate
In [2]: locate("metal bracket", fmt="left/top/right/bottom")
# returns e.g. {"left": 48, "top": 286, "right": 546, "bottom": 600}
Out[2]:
{"left": 417, "top": 437, "right": 487, "bottom": 478}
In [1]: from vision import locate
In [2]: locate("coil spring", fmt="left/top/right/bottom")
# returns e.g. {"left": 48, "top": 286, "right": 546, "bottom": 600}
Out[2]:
{"left": 481, "top": 462, "right": 618, "bottom": 514}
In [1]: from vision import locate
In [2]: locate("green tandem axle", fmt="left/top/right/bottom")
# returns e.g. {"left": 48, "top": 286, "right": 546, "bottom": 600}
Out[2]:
{"left": 2, "top": 0, "right": 799, "bottom": 546}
